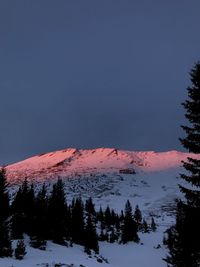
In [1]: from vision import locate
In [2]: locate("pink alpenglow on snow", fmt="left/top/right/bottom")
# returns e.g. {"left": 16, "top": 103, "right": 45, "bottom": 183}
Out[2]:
{"left": 5, "top": 148, "right": 200, "bottom": 185}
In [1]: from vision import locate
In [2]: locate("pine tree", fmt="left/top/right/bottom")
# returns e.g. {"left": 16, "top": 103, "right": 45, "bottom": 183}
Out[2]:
{"left": 142, "top": 219, "right": 149, "bottom": 233}
{"left": 48, "top": 179, "right": 67, "bottom": 244}
{"left": 0, "top": 168, "right": 9, "bottom": 221}
{"left": 84, "top": 214, "right": 99, "bottom": 254}
{"left": 179, "top": 62, "right": 200, "bottom": 206}
{"left": 71, "top": 197, "right": 85, "bottom": 245}
{"left": 109, "top": 228, "right": 118, "bottom": 243}
{"left": 0, "top": 221, "right": 13, "bottom": 257}
{"left": 11, "top": 187, "right": 24, "bottom": 239}
{"left": 85, "top": 197, "right": 96, "bottom": 217}
{"left": 15, "top": 240, "right": 26, "bottom": 260}
{"left": 134, "top": 205, "right": 142, "bottom": 231}
{"left": 97, "top": 206, "right": 104, "bottom": 222}
{"left": 165, "top": 62, "right": 200, "bottom": 266}
{"left": 30, "top": 184, "right": 47, "bottom": 250}
{"left": 104, "top": 206, "right": 112, "bottom": 228}
{"left": 26, "top": 183, "right": 35, "bottom": 236}
{"left": 12, "top": 179, "right": 35, "bottom": 236}
{"left": 151, "top": 217, "right": 157, "bottom": 232}
{"left": 121, "top": 200, "right": 139, "bottom": 243}
{"left": 0, "top": 168, "right": 13, "bottom": 257}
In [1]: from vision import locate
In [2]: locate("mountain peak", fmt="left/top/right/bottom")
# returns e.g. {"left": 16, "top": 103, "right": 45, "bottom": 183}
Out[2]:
{"left": 5, "top": 147, "right": 200, "bottom": 185}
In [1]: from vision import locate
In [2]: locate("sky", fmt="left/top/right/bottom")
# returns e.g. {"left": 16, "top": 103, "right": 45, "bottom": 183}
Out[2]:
{"left": 0, "top": 1, "right": 200, "bottom": 165}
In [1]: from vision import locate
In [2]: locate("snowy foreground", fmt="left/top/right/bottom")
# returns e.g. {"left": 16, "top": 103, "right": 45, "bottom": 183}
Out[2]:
{"left": 0, "top": 228, "right": 167, "bottom": 267}
{"left": 1, "top": 147, "right": 194, "bottom": 267}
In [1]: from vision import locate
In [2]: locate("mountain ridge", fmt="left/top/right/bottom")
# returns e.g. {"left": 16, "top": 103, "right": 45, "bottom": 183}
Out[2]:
{"left": 4, "top": 147, "right": 200, "bottom": 185}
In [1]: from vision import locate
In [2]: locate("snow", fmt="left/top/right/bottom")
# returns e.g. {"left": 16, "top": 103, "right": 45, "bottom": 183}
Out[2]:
{"left": 5, "top": 147, "right": 200, "bottom": 184}
{"left": 0, "top": 229, "right": 167, "bottom": 267}
{"left": 101, "top": 229, "right": 166, "bottom": 267}
{"left": 0, "top": 240, "right": 110, "bottom": 267}
{"left": 2, "top": 147, "right": 199, "bottom": 267}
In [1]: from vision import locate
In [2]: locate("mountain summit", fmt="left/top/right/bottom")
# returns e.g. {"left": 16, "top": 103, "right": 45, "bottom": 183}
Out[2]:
{"left": 5, "top": 148, "right": 200, "bottom": 185}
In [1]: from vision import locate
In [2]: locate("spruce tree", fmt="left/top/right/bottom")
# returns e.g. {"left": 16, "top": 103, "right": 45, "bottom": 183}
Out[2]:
{"left": 97, "top": 206, "right": 104, "bottom": 223}
{"left": 15, "top": 240, "right": 26, "bottom": 260}
{"left": 0, "top": 168, "right": 9, "bottom": 221}
{"left": 142, "top": 219, "right": 149, "bottom": 233}
{"left": 30, "top": 184, "right": 47, "bottom": 250}
{"left": 84, "top": 214, "right": 99, "bottom": 254}
{"left": 151, "top": 217, "right": 157, "bottom": 232}
{"left": 165, "top": 62, "right": 200, "bottom": 267}
{"left": 85, "top": 197, "right": 96, "bottom": 217}
{"left": 0, "top": 168, "right": 13, "bottom": 257}
{"left": 48, "top": 179, "right": 67, "bottom": 244}
{"left": 179, "top": 62, "right": 200, "bottom": 206}
{"left": 71, "top": 197, "right": 85, "bottom": 245}
{"left": 12, "top": 179, "right": 35, "bottom": 236}
{"left": 11, "top": 187, "right": 24, "bottom": 239}
{"left": 121, "top": 200, "right": 139, "bottom": 243}
{"left": 104, "top": 206, "right": 112, "bottom": 228}
{"left": 134, "top": 205, "right": 142, "bottom": 231}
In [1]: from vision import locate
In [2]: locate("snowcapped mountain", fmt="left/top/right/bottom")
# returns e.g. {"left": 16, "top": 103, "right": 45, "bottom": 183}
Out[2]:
{"left": 5, "top": 147, "right": 199, "bottom": 184}
{"left": 2, "top": 148, "right": 200, "bottom": 267}
{"left": 5, "top": 147, "right": 200, "bottom": 217}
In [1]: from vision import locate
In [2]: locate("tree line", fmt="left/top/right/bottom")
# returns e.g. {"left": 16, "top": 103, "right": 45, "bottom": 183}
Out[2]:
{"left": 164, "top": 62, "right": 200, "bottom": 266}
{"left": 0, "top": 169, "right": 156, "bottom": 260}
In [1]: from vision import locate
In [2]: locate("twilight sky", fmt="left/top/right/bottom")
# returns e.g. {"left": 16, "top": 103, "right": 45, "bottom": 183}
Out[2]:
{"left": 0, "top": 1, "right": 200, "bottom": 165}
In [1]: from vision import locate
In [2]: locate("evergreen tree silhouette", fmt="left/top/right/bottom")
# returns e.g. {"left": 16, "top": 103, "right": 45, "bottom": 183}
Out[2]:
{"left": 48, "top": 179, "right": 67, "bottom": 244}
{"left": 165, "top": 62, "right": 200, "bottom": 267}
{"left": 0, "top": 168, "right": 13, "bottom": 257}
{"left": 134, "top": 205, "right": 142, "bottom": 231}
{"left": 15, "top": 240, "right": 26, "bottom": 260}
{"left": 71, "top": 197, "right": 85, "bottom": 245}
{"left": 11, "top": 187, "right": 24, "bottom": 239}
{"left": 30, "top": 184, "right": 47, "bottom": 250}
{"left": 84, "top": 213, "right": 99, "bottom": 254}
{"left": 151, "top": 217, "right": 157, "bottom": 232}
{"left": 121, "top": 200, "right": 139, "bottom": 243}
{"left": 85, "top": 197, "right": 96, "bottom": 216}
{"left": 142, "top": 219, "right": 149, "bottom": 233}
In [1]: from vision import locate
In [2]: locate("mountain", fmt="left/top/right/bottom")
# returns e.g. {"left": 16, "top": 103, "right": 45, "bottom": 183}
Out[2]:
{"left": 5, "top": 147, "right": 200, "bottom": 216}
{"left": 2, "top": 148, "right": 200, "bottom": 267}
{"left": 5, "top": 147, "right": 199, "bottom": 184}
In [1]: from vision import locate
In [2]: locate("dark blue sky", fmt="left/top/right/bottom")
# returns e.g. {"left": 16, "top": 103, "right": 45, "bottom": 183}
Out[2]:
{"left": 0, "top": 1, "right": 200, "bottom": 165}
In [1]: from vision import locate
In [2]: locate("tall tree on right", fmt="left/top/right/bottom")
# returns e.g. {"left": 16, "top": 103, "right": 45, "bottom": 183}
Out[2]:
{"left": 165, "top": 62, "right": 200, "bottom": 267}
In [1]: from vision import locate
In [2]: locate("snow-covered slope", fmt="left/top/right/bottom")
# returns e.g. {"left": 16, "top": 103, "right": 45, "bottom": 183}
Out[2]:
{"left": 5, "top": 147, "right": 200, "bottom": 218}
{"left": 2, "top": 148, "right": 200, "bottom": 267}
{"left": 5, "top": 147, "right": 200, "bottom": 184}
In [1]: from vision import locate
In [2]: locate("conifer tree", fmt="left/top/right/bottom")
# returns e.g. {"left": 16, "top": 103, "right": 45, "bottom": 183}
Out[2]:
{"left": 11, "top": 187, "right": 24, "bottom": 239}
{"left": 0, "top": 221, "right": 13, "bottom": 258}
{"left": 142, "top": 219, "right": 149, "bottom": 233}
{"left": 165, "top": 62, "right": 200, "bottom": 267}
{"left": 48, "top": 179, "right": 67, "bottom": 244}
{"left": 30, "top": 184, "right": 47, "bottom": 250}
{"left": 0, "top": 168, "right": 13, "bottom": 257}
{"left": 84, "top": 214, "right": 99, "bottom": 254}
{"left": 109, "top": 228, "right": 118, "bottom": 243}
{"left": 0, "top": 168, "right": 9, "bottom": 221}
{"left": 12, "top": 179, "right": 35, "bottom": 236}
{"left": 71, "top": 197, "right": 85, "bottom": 245}
{"left": 134, "top": 205, "right": 142, "bottom": 231}
{"left": 179, "top": 62, "right": 200, "bottom": 206}
{"left": 85, "top": 197, "right": 96, "bottom": 217}
{"left": 121, "top": 200, "right": 139, "bottom": 243}
{"left": 104, "top": 206, "right": 112, "bottom": 228}
{"left": 97, "top": 206, "right": 104, "bottom": 223}
{"left": 15, "top": 240, "right": 26, "bottom": 260}
{"left": 151, "top": 217, "right": 157, "bottom": 232}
